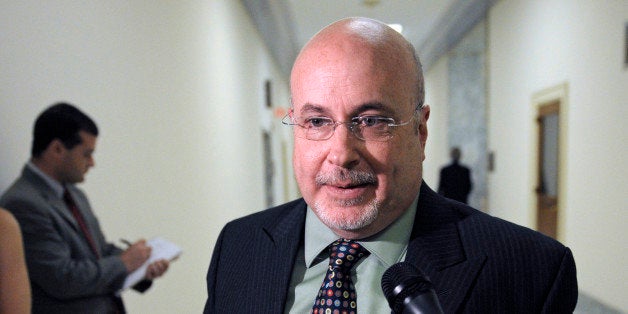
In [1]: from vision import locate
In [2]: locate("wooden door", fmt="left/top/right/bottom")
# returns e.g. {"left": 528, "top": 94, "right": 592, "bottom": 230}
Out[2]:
{"left": 536, "top": 101, "right": 560, "bottom": 239}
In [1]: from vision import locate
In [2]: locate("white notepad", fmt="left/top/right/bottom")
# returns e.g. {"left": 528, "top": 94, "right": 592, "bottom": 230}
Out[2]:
{"left": 122, "top": 237, "right": 182, "bottom": 290}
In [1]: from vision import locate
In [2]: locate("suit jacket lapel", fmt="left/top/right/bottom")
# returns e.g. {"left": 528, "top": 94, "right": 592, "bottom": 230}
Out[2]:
{"left": 65, "top": 187, "right": 104, "bottom": 255}
{"left": 406, "top": 183, "right": 486, "bottom": 313}
{"left": 51, "top": 195, "right": 81, "bottom": 231}
{"left": 259, "top": 200, "right": 307, "bottom": 312}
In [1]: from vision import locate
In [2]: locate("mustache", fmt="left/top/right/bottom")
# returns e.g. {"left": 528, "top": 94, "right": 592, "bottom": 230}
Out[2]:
{"left": 315, "top": 169, "right": 377, "bottom": 186}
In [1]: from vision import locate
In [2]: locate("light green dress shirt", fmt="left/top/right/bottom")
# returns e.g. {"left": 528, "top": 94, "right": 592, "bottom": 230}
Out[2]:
{"left": 285, "top": 195, "right": 418, "bottom": 313}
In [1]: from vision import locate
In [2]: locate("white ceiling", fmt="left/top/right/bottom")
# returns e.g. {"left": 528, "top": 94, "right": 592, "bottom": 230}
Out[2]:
{"left": 241, "top": 0, "right": 497, "bottom": 77}
{"left": 287, "top": 0, "right": 456, "bottom": 51}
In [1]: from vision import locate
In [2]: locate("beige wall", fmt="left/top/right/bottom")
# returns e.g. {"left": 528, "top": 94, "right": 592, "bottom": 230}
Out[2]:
{"left": 423, "top": 56, "right": 451, "bottom": 188}
{"left": 489, "top": 0, "right": 627, "bottom": 310}
{"left": 0, "top": 1, "right": 291, "bottom": 313}
{"left": 425, "top": 0, "right": 627, "bottom": 310}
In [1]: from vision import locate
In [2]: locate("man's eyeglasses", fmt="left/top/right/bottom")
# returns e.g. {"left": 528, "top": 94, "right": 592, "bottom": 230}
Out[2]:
{"left": 281, "top": 110, "right": 419, "bottom": 142}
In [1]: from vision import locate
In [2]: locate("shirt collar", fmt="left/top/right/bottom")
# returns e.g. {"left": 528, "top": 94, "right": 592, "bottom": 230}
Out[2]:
{"left": 26, "top": 161, "right": 65, "bottom": 199}
{"left": 304, "top": 194, "right": 419, "bottom": 269}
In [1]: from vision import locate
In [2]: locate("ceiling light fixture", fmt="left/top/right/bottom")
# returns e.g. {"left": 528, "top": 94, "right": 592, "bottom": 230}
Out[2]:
{"left": 388, "top": 23, "right": 403, "bottom": 34}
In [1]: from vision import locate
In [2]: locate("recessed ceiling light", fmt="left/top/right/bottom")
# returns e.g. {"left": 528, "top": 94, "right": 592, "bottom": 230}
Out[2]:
{"left": 388, "top": 23, "right": 403, "bottom": 34}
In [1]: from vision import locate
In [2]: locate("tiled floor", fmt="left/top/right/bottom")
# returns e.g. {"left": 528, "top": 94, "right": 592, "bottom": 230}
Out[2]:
{"left": 574, "top": 293, "right": 624, "bottom": 314}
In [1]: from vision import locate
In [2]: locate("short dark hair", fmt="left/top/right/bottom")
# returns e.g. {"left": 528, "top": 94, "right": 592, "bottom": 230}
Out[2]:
{"left": 31, "top": 103, "right": 99, "bottom": 157}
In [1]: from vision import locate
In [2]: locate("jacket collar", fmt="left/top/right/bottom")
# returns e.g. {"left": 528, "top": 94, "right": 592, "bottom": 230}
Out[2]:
{"left": 259, "top": 199, "right": 308, "bottom": 312}
{"left": 22, "top": 166, "right": 81, "bottom": 231}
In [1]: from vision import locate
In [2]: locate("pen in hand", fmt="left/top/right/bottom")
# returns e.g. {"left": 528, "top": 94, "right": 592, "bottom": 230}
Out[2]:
{"left": 119, "top": 238, "right": 152, "bottom": 273}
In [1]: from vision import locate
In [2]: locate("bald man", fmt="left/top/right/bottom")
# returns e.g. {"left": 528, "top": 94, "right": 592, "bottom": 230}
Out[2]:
{"left": 204, "top": 17, "right": 577, "bottom": 313}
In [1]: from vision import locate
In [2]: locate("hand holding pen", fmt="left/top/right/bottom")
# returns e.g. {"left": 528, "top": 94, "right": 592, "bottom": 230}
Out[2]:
{"left": 120, "top": 238, "right": 170, "bottom": 279}
{"left": 119, "top": 238, "right": 151, "bottom": 273}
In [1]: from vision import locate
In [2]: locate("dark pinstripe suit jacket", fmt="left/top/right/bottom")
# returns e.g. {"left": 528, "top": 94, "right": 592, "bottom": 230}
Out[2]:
{"left": 204, "top": 183, "right": 577, "bottom": 313}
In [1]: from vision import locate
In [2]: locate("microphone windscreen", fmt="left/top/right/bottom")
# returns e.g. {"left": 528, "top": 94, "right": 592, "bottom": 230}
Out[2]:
{"left": 381, "top": 262, "right": 434, "bottom": 313}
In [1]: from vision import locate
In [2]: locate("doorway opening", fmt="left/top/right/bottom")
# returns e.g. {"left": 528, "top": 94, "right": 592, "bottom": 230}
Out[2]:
{"left": 531, "top": 83, "right": 568, "bottom": 240}
{"left": 536, "top": 101, "right": 559, "bottom": 238}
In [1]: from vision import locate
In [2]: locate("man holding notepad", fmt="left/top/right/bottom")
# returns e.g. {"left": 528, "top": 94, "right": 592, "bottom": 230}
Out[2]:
{"left": 0, "top": 103, "right": 172, "bottom": 314}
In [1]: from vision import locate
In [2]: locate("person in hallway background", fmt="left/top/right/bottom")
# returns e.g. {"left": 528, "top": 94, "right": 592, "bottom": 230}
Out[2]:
{"left": 0, "top": 103, "right": 170, "bottom": 313}
{"left": 438, "top": 147, "right": 472, "bottom": 204}
{"left": 0, "top": 208, "right": 31, "bottom": 314}
{"left": 204, "top": 17, "right": 577, "bottom": 313}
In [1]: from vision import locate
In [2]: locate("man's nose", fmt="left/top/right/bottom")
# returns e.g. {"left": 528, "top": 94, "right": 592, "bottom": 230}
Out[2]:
{"left": 326, "top": 123, "right": 361, "bottom": 168}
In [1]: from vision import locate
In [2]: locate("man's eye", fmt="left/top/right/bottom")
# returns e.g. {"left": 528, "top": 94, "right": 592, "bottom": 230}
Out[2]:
{"left": 304, "top": 117, "right": 332, "bottom": 128}
{"left": 356, "top": 116, "right": 389, "bottom": 127}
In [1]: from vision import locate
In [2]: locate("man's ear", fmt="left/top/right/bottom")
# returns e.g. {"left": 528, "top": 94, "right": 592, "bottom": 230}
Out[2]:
{"left": 419, "top": 105, "right": 430, "bottom": 145}
{"left": 49, "top": 139, "right": 66, "bottom": 155}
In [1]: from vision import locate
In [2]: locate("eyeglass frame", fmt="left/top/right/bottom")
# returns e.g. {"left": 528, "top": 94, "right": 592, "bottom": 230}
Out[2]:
{"left": 281, "top": 104, "right": 424, "bottom": 142}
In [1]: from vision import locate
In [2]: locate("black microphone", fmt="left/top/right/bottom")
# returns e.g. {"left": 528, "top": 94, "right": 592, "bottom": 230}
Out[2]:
{"left": 381, "top": 261, "right": 444, "bottom": 314}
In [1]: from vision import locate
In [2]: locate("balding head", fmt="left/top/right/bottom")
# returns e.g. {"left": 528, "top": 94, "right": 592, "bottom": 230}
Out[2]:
{"left": 291, "top": 17, "right": 424, "bottom": 110}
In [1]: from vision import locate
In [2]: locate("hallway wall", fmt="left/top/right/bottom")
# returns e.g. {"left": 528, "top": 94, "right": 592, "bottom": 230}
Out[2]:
{"left": 489, "top": 0, "right": 627, "bottom": 310}
{"left": 0, "top": 1, "right": 290, "bottom": 313}
{"left": 426, "top": 0, "right": 628, "bottom": 311}
{"left": 447, "top": 21, "right": 488, "bottom": 210}
{"left": 426, "top": 0, "right": 627, "bottom": 311}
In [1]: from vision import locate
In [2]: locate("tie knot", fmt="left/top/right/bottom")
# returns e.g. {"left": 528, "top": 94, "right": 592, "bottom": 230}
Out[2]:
{"left": 328, "top": 239, "right": 369, "bottom": 271}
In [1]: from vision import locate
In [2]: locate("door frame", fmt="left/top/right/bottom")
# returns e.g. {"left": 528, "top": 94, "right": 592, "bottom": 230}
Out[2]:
{"left": 530, "top": 82, "right": 569, "bottom": 241}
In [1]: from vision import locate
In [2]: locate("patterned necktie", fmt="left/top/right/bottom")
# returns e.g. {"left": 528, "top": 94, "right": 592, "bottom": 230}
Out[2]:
{"left": 63, "top": 188, "right": 100, "bottom": 258}
{"left": 311, "top": 238, "right": 369, "bottom": 314}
